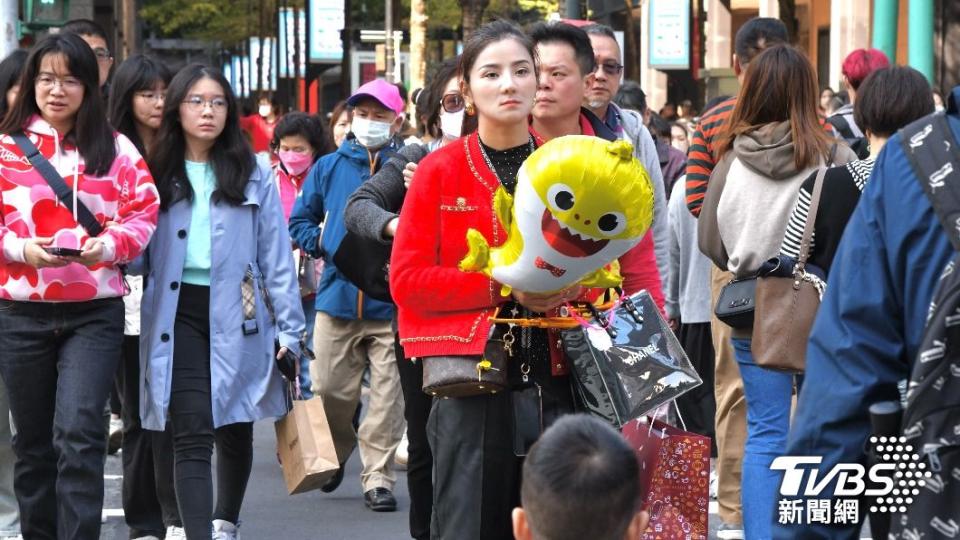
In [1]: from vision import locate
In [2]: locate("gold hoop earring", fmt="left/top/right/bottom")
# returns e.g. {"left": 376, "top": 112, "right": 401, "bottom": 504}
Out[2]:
{"left": 465, "top": 102, "right": 475, "bottom": 116}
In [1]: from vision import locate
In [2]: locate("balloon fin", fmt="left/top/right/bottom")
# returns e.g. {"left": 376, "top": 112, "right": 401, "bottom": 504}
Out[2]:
{"left": 493, "top": 187, "right": 513, "bottom": 231}
{"left": 580, "top": 267, "right": 623, "bottom": 289}
{"left": 459, "top": 229, "right": 491, "bottom": 273}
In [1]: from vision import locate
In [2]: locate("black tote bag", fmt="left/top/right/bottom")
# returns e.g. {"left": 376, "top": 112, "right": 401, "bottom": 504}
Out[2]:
{"left": 561, "top": 290, "right": 703, "bottom": 428}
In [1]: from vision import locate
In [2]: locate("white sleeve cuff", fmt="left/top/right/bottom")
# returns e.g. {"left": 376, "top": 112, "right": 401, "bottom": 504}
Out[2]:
{"left": 2, "top": 236, "right": 27, "bottom": 263}
{"left": 99, "top": 234, "right": 117, "bottom": 264}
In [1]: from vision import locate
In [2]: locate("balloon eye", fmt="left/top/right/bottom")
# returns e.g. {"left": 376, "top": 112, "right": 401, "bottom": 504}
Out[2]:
{"left": 597, "top": 212, "right": 626, "bottom": 236}
{"left": 547, "top": 183, "right": 576, "bottom": 212}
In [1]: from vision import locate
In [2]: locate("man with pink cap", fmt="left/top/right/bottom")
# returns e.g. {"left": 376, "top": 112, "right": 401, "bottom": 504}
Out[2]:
{"left": 289, "top": 79, "right": 407, "bottom": 512}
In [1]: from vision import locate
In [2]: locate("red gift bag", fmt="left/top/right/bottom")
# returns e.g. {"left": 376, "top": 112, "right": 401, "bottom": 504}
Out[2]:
{"left": 621, "top": 417, "right": 710, "bottom": 540}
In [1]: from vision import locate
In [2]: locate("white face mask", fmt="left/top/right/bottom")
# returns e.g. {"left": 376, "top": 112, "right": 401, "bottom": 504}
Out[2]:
{"left": 258, "top": 104, "right": 272, "bottom": 118}
{"left": 351, "top": 117, "right": 393, "bottom": 148}
{"left": 439, "top": 109, "right": 464, "bottom": 139}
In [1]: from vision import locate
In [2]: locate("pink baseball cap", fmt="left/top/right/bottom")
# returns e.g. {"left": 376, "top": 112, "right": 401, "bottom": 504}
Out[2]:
{"left": 347, "top": 79, "right": 405, "bottom": 115}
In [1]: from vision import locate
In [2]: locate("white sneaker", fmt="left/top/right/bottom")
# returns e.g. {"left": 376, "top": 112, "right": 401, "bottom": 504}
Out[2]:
{"left": 717, "top": 522, "right": 745, "bottom": 540}
{"left": 165, "top": 526, "right": 187, "bottom": 539}
{"left": 108, "top": 415, "right": 123, "bottom": 455}
{"left": 212, "top": 519, "right": 240, "bottom": 540}
{"left": 394, "top": 432, "right": 409, "bottom": 469}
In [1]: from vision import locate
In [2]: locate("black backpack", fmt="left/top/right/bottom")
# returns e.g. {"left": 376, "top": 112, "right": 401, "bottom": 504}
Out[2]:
{"left": 894, "top": 111, "right": 960, "bottom": 538}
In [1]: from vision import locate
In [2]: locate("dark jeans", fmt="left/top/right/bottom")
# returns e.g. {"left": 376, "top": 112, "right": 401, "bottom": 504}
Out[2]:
{"left": 0, "top": 297, "right": 124, "bottom": 540}
{"left": 119, "top": 335, "right": 181, "bottom": 538}
{"left": 427, "top": 349, "right": 576, "bottom": 540}
{"left": 675, "top": 322, "right": 718, "bottom": 456}
{"left": 395, "top": 340, "right": 432, "bottom": 540}
{"left": 171, "top": 284, "right": 253, "bottom": 538}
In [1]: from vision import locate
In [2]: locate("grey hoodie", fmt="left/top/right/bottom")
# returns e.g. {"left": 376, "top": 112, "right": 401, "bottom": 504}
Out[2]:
{"left": 700, "top": 121, "right": 856, "bottom": 277}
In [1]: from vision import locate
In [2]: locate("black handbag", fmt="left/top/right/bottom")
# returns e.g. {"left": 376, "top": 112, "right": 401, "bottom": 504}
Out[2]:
{"left": 561, "top": 290, "right": 702, "bottom": 428}
{"left": 332, "top": 230, "right": 392, "bottom": 303}
{"left": 714, "top": 276, "right": 757, "bottom": 329}
{"left": 420, "top": 321, "right": 511, "bottom": 398}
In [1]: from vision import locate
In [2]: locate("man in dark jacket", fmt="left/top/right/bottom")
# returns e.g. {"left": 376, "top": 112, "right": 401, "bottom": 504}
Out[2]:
{"left": 289, "top": 79, "right": 406, "bottom": 512}
{"left": 773, "top": 88, "right": 960, "bottom": 538}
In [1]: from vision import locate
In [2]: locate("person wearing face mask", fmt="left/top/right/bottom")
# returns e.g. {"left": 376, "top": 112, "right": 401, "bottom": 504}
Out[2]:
{"left": 270, "top": 112, "right": 332, "bottom": 399}
{"left": 240, "top": 94, "right": 281, "bottom": 156}
{"left": 288, "top": 79, "right": 407, "bottom": 513}
{"left": 342, "top": 57, "right": 474, "bottom": 539}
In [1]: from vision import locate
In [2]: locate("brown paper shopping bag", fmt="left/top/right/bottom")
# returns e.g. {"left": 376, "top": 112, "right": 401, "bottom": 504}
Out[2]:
{"left": 275, "top": 397, "right": 340, "bottom": 495}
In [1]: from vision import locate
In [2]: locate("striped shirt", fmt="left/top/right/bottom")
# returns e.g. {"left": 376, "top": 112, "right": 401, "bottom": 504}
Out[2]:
{"left": 685, "top": 97, "right": 838, "bottom": 216}
{"left": 779, "top": 158, "right": 876, "bottom": 268}
{"left": 685, "top": 97, "right": 736, "bottom": 216}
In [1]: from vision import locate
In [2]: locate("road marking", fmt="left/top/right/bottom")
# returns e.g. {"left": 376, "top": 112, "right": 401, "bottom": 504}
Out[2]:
{"left": 102, "top": 509, "right": 124, "bottom": 519}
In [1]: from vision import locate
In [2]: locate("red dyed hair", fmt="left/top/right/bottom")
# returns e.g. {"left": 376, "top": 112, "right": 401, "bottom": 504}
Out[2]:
{"left": 842, "top": 49, "right": 890, "bottom": 90}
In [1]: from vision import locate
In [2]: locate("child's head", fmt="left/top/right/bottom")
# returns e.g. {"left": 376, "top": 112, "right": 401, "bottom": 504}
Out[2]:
{"left": 270, "top": 112, "right": 328, "bottom": 175}
{"left": 513, "top": 415, "right": 648, "bottom": 540}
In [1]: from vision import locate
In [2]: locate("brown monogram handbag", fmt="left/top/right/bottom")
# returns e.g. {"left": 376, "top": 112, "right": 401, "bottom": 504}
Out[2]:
{"left": 751, "top": 167, "right": 829, "bottom": 373}
{"left": 421, "top": 320, "right": 511, "bottom": 398}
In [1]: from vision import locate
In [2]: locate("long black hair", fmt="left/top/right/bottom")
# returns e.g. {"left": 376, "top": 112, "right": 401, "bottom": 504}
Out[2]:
{"left": 0, "top": 50, "right": 28, "bottom": 121}
{"left": 0, "top": 34, "right": 116, "bottom": 175}
{"left": 107, "top": 54, "right": 172, "bottom": 155}
{"left": 149, "top": 64, "right": 255, "bottom": 210}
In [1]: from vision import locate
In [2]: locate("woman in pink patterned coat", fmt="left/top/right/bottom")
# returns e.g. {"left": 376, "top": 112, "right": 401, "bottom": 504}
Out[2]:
{"left": 0, "top": 34, "right": 159, "bottom": 539}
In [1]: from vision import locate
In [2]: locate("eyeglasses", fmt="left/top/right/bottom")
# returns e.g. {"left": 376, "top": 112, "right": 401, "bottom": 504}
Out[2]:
{"left": 135, "top": 91, "right": 165, "bottom": 103}
{"left": 35, "top": 74, "right": 83, "bottom": 91}
{"left": 595, "top": 62, "right": 624, "bottom": 76}
{"left": 92, "top": 48, "right": 113, "bottom": 62}
{"left": 441, "top": 93, "right": 464, "bottom": 113}
{"left": 182, "top": 96, "right": 227, "bottom": 112}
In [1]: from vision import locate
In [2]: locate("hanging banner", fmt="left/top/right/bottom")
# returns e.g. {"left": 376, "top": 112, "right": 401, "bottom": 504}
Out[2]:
{"left": 279, "top": 8, "right": 307, "bottom": 78}
{"left": 309, "top": 0, "right": 345, "bottom": 63}
{"left": 648, "top": 0, "right": 690, "bottom": 69}
{"left": 248, "top": 37, "right": 278, "bottom": 93}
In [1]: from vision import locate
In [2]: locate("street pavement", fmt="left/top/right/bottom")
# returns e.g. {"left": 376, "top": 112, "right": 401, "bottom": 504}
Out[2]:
{"left": 100, "top": 419, "right": 410, "bottom": 539}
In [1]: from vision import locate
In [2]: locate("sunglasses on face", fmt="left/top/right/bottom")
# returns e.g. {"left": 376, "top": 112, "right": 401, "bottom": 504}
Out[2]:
{"left": 595, "top": 62, "right": 624, "bottom": 76}
{"left": 441, "top": 93, "right": 464, "bottom": 113}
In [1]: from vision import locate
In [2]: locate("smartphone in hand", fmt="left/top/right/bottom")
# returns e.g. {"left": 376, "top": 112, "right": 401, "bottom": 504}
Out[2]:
{"left": 44, "top": 247, "right": 83, "bottom": 257}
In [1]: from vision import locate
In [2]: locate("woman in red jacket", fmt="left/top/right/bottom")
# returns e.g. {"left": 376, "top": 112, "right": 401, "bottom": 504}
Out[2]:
{"left": 390, "top": 21, "right": 584, "bottom": 540}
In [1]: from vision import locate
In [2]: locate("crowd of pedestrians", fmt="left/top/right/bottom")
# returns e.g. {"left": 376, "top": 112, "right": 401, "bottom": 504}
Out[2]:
{"left": 0, "top": 11, "right": 956, "bottom": 540}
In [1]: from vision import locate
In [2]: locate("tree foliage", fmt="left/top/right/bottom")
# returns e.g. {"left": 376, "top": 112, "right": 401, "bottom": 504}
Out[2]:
{"left": 140, "top": 0, "right": 281, "bottom": 45}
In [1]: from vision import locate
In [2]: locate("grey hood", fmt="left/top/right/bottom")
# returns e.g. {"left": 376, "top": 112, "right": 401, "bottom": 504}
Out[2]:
{"left": 733, "top": 121, "right": 803, "bottom": 180}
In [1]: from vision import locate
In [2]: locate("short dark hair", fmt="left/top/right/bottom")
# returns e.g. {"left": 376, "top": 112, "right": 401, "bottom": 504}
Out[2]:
{"left": 614, "top": 80, "right": 647, "bottom": 114}
{"left": 270, "top": 111, "right": 331, "bottom": 158}
{"left": 149, "top": 64, "right": 256, "bottom": 210}
{"left": 733, "top": 17, "right": 788, "bottom": 67}
{"left": 0, "top": 34, "right": 116, "bottom": 175}
{"left": 854, "top": 66, "right": 935, "bottom": 138}
{"left": 459, "top": 20, "right": 537, "bottom": 85}
{"left": 61, "top": 19, "right": 110, "bottom": 48}
{"left": 521, "top": 415, "right": 641, "bottom": 540}
{"left": 529, "top": 22, "right": 596, "bottom": 78}
{"left": 108, "top": 54, "right": 172, "bottom": 155}
{"left": 582, "top": 23, "right": 617, "bottom": 43}
{"left": 0, "top": 50, "right": 28, "bottom": 120}
{"left": 647, "top": 113, "right": 671, "bottom": 140}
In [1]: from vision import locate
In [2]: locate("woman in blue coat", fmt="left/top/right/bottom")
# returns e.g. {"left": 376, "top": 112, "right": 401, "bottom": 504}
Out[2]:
{"left": 140, "top": 64, "right": 304, "bottom": 539}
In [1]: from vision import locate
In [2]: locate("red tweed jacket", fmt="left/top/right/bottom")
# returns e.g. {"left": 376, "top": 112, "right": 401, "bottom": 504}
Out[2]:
{"left": 391, "top": 132, "right": 506, "bottom": 359}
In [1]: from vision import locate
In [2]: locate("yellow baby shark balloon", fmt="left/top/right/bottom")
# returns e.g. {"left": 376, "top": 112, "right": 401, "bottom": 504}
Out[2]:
{"left": 459, "top": 135, "right": 654, "bottom": 296}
